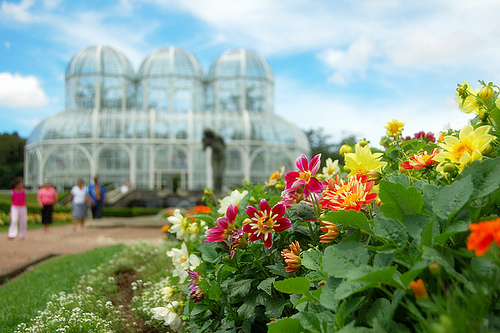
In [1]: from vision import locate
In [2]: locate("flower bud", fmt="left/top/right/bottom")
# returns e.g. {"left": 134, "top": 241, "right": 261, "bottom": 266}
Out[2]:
{"left": 275, "top": 183, "right": 285, "bottom": 190}
{"left": 478, "top": 84, "right": 494, "bottom": 102}
{"left": 249, "top": 196, "right": 258, "bottom": 204}
{"left": 359, "top": 140, "right": 369, "bottom": 147}
{"left": 203, "top": 189, "right": 212, "bottom": 197}
{"left": 366, "top": 169, "right": 381, "bottom": 184}
{"left": 442, "top": 162, "right": 457, "bottom": 174}
{"left": 343, "top": 165, "right": 351, "bottom": 173}
{"left": 429, "top": 262, "right": 440, "bottom": 276}
{"left": 482, "top": 143, "right": 495, "bottom": 155}
{"left": 339, "top": 144, "right": 353, "bottom": 156}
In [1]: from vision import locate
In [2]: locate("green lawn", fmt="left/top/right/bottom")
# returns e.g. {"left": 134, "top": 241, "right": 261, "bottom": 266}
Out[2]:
{"left": 0, "top": 244, "right": 125, "bottom": 332}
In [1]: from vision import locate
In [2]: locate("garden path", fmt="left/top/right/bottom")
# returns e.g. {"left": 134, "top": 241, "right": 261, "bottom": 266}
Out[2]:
{"left": 0, "top": 217, "right": 165, "bottom": 281}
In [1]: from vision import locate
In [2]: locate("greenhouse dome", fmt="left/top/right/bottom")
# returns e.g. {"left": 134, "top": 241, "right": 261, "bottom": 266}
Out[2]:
{"left": 25, "top": 45, "right": 310, "bottom": 193}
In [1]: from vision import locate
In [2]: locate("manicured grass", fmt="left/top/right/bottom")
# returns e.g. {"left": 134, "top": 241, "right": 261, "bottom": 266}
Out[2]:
{"left": 0, "top": 244, "right": 125, "bottom": 332}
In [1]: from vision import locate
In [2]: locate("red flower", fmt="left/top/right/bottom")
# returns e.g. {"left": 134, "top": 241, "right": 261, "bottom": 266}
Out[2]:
{"left": 205, "top": 204, "right": 238, "bottom": 242}
{"left": 243, "top": 199, "right": 291, "bottom": 249}
{"left": 399, "top": 149, "right": 439, "bottom": 170}
{"left": 467, "top": 218, "right": 500, "bottom": 256}
{"left": 320, "top": 174, "right": 377, "bottom": 211}
{"left": 284, "top": 154, "right": 324, "bottom": 197}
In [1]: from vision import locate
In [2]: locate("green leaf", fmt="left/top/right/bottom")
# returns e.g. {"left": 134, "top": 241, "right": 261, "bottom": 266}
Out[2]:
{"left": 366, "top": 298, "right": 391, "bottom": 326}
{"left": 302, "top": 249, "right": 323, "bottom": 272}
{"left": 458, "top": 156, "right": 500, "bottom": 200}
{"left": 305, "top": 271, "right": 328, "bottom": 281}
{"left": 334, "top": 280, "right": 374, "bottom": 300}
{"left": 208, "top": 283, "right": 220, "bottom": 301}
{"left": 322, "top": 210, "right": 374, "bottom": 234}
{"left": 265, "top": 298, "right": 289, "bottom": 319}
{"left": 433, "top": 220, "right": 469, "bottom": 245}
{"left": 353, "top": 266, "right": 403, "bottom": 288}
{"left": 432, "top": 175, "right": 473, "bottom": 220}
{"left": 257, "top": 277, "right": 276, "bottom": 296}
{"left": 266, "top": 262, "right": 288, "bottom": 277}
{"left": 290, "top": 202, "right": 318, "bottom": 220}
{"left": 273, "top": 277, "right": 311, "bottom": 295}
{"left": 379, "top": 180, "right": 423, "bottom": 221}
{"left": 323, "top": 242, "right": 369, "bottom": 278}
{"left": 373, "top": 216, "right": 408, "bottom": 248}
{"left": 225, "top": 279, "right": 253, "bottom": 303}
{"left": 237, "top": 294, "right": 256, "bottom": 319}
{"left": 402, "top": 214, "right": 430, "bottom": 239}
{"left": 268, "top": 318, "right": 303, "bottom": 333}
{"left": 373, "top": 253, "right": 395, "bottom": 268}
{"left": 198, "top": 242, "right": 220, "bottom": 263}
{"left": 320, "top": 277, "right": 341, "bottom": 311}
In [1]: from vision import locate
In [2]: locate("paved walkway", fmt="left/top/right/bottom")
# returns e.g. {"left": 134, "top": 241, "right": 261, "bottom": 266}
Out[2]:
{"left": 0, "top": 216, "right": 167, "bottom": 281}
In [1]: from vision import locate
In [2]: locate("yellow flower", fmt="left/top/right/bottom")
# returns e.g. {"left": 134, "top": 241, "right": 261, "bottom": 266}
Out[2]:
{"left": 384, "top": 119, "right": 405, "bottom": 137}
{"left": 456, "top": 95, "right": 483, "bottom": 115}
{"left": 435, "top": 125, "right": 495, "bottom": 172}
{"left": 344, "top": 143, "right": 387, "bottom": 177}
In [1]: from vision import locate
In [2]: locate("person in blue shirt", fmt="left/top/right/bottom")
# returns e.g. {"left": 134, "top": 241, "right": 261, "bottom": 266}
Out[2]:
{"left": 88, "top": 176, "right": 106, "bottom": 219}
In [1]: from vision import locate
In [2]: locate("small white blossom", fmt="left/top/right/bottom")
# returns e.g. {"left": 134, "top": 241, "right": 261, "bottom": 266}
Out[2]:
{"left": 166, "top": 243, "right": 201, "bottom": 283}
{"left": 151, "top": 301, "right": 183, "bottom": 332}
{"left": 218, "top": 189, "right": 248, "bottom": 214}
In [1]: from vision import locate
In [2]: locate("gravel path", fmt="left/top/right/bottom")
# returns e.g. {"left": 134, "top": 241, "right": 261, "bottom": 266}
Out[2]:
{"left": 0, "top": 217, "right": 165, "bottom": 279}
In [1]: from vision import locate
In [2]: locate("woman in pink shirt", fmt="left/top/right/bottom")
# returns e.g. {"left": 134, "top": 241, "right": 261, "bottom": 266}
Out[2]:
{"left": 8, "top": 177, "right": 27, "bottom": 240}
{"left": 37, "top": 179, "right": 58, "bottom": 232}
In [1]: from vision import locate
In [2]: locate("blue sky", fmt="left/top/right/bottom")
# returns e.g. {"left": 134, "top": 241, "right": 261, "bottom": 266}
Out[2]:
{"left": 1, "top": 0, "right": 498, "bottom": 147}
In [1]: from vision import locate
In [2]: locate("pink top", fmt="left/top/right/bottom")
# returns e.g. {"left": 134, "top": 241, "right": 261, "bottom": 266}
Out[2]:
{"left": 37, "top": 187, "right": 58, "bottom": 205}
{"left": 11, "top": 188, "right": 26, "bottom": 207}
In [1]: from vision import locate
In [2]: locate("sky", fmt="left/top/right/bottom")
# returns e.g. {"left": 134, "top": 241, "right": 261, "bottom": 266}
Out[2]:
{"left": 1, "top": 0, "right": 499, "bottom": 147}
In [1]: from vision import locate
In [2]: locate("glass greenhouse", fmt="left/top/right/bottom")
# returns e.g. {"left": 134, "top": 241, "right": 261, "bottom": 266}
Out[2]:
{"left": 25, "top": 45, "right": 310, "bottom": 192}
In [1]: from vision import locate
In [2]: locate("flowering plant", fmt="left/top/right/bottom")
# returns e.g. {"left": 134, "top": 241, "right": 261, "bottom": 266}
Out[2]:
{"left": 146, "top": 80, "right": 500, "bottom": 332}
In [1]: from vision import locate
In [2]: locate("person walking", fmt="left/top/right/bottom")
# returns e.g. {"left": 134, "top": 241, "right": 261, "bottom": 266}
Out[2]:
{"left": 88, "top": 176, "right": 106, "bottom": 219}
{"left": 67, "top": 179, "right": 90, "bottom": 230}
{"left": 37, "top": 180, "right": 58, "bottom": 232}
{"left": 7, "top": 177, "right": 27, "bottom": 240}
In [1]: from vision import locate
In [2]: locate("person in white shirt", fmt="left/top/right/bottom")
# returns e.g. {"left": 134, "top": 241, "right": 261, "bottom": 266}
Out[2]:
{"left": 67, "top": 179, "right": 90, "bottom": 230}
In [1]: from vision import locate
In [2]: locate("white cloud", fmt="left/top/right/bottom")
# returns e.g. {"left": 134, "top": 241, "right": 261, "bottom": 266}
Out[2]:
{"left": 318, "top": 39, "right": 375, "bottom": 85}
{"left": 0, "top": 0, "right": 36, "bottom": 22}
{"left": 4, "top": 41, "right": 10, "bottom": 49}
{"left": 0, "top": 72, "right": 49, "bottom": 107}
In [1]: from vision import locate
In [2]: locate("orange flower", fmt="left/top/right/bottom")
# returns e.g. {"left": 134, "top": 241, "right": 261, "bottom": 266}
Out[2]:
{"left": 281, "top": 240, "right": 301, "bottom": 273}
{"left": 409, "top": 279, "right": 429, "bottom": 300}
{"left": 161, "top": 224, "right": 170, "bottom": 233}
{"left": 320, "top": 174, "right": 377, "bottom": 211}
{"left": 467, "top": 218, "right": 500, "bottom": 256}
{"left": 319, "top": 221, "right": 339, "bottom": 243}
{"left": 399, "top": 149, "right": 440, "bottom": 170}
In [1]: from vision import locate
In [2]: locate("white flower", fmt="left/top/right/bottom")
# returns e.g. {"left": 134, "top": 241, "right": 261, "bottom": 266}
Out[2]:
{"left": 166, "top": 243, "right": 201, "bottom": 283}
{"left": 218, "top": 189, "right": 248, "bottom": 214}
{"left": 151, "top": 301, "right": 183, "bottom": 332}
{"left": 322, "top": 158, "right": 340, "bottom": 180}
{"left": 168, "top": 209, "right": 189, "bottom": 241}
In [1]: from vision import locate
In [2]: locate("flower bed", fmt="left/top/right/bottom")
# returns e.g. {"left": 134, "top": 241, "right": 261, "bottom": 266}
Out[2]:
{"left": 15, "top": 80, "right": 500, "bottom": 332}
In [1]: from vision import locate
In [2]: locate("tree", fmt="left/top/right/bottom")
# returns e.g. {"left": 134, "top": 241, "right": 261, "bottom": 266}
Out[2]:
{"left": 305, "top": 128, "right": 356, "bottom": 166}
{"left": 0, "top": 132, "right": 26, "bottom": 189}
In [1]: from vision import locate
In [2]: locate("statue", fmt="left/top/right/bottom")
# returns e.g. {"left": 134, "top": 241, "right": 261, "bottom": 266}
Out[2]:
{"left": 202, "top": 129, "right": 226, "bottom": 194}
